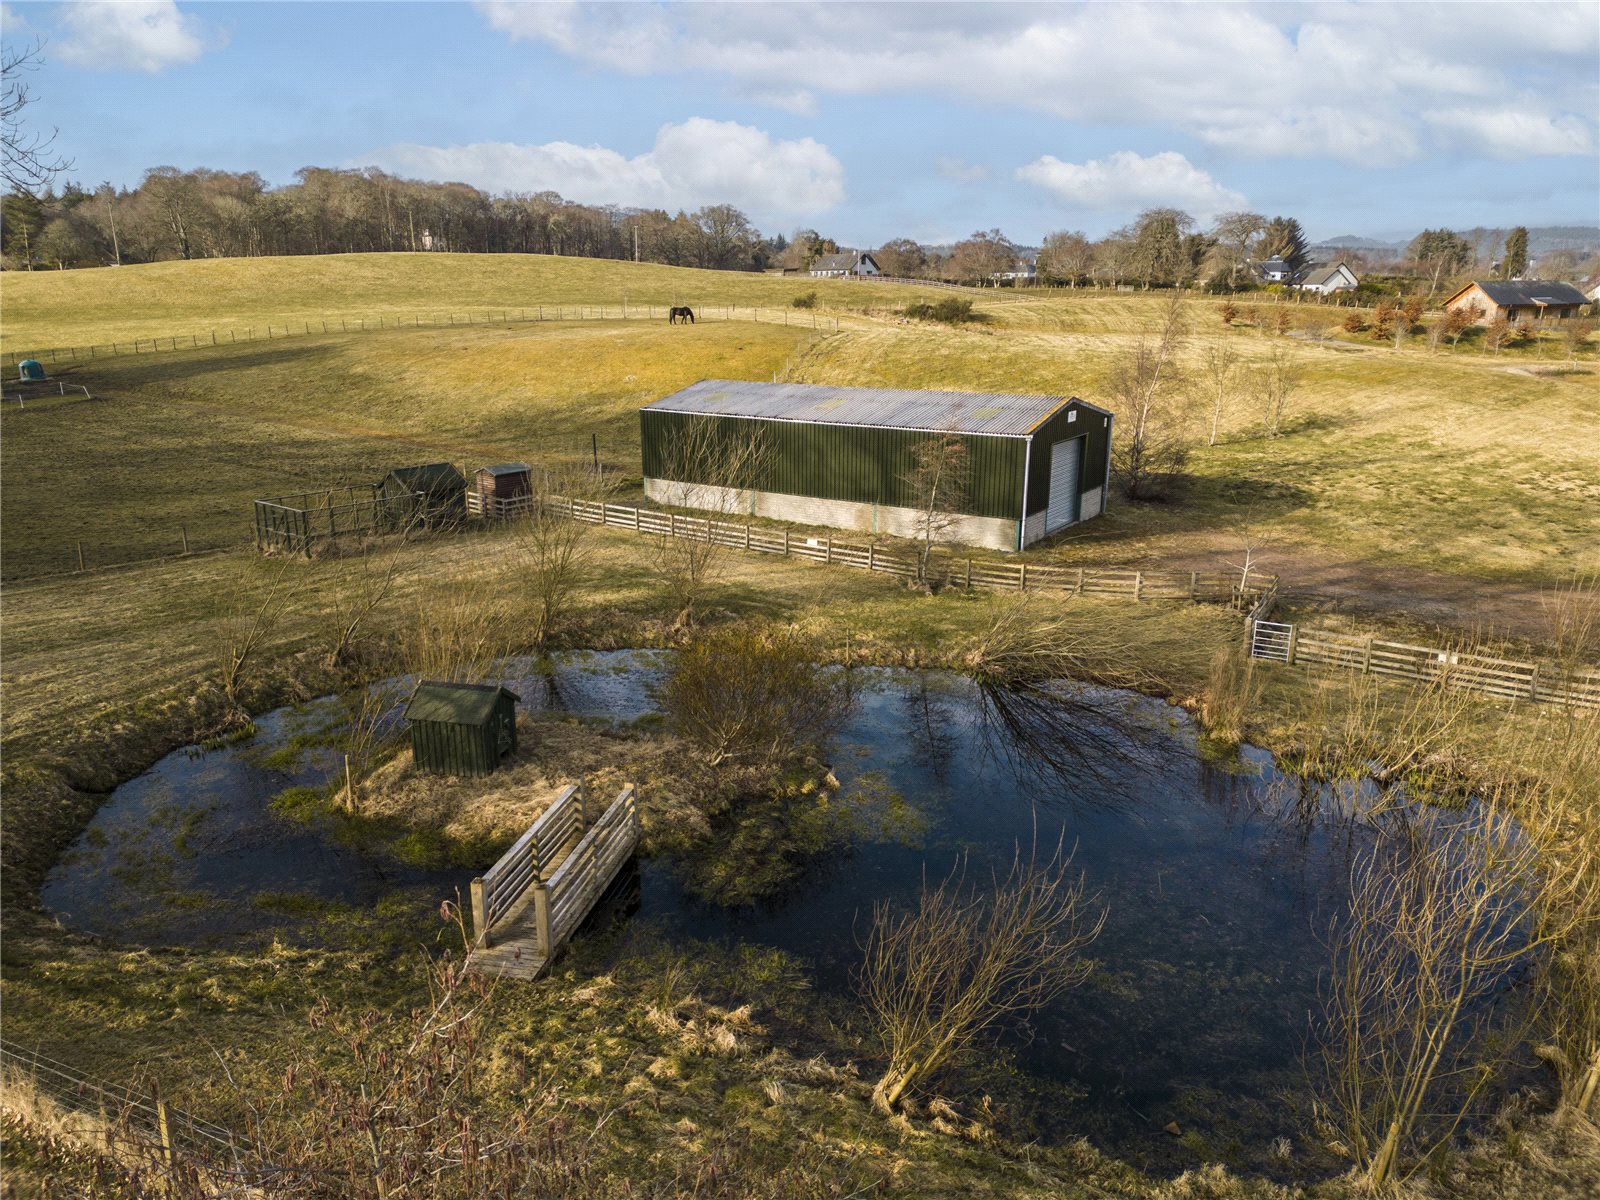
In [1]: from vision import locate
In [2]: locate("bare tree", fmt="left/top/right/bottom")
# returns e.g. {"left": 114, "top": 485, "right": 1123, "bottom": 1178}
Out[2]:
{"left": 2, "top": 39, "right": 71, "bottom": 192}
{"left": 1200, "top": 338, "right": 1238, "bottom": 446}
{"left": 1314, "top": 802, "right": 1595, "bottom": 1187}
{"left": 1108, "top": 294, "right": 1189, "bottom": 499}
{"left": 402, "top": 586, "right": 515, "bottom": 685}
{"left": 900, "top": 432, "right": 969, "bottom": 589}
{"left": 325, "top": 526, "right": 415, "bottom": 669}
{"left": 859, "top": 842, "right": 1104, "bottom": 1113}
{"left": 521, "top": 467, "right": 594, "bottom": 648}
{"left": 218, "top": 561, "right": 301, "bottom": 714}
{"left": 647, "top": 417, "right": 771, "bottom": 627}
{"left": 1252, "top": 343, "right": 1302, "bottom": 437}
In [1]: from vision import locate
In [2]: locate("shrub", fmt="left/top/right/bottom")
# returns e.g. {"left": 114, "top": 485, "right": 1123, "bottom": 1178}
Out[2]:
{"left": 661, "top": 623, "right": 856, "bottom": 770}
{"left": 1220, "top": 300, "right": 1238, "bottom": 326}
{"left": 904, "top": 297, "right": 975, "bottom": 324}
{"left": 790, "top": 290, "right": 817, "bottom": 310}
{"left": 1341, "top": 310, "right": 1366, "bottom": 334}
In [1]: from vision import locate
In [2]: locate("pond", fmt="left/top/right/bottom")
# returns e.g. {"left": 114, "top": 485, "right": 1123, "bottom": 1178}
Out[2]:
{"left": 47, "top": 651, "right": 1413, "bottom": 1177}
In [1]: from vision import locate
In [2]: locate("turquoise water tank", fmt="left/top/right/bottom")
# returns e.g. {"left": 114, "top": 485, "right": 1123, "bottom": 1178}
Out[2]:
{"left": 18, "top": 359, "right": 45, "bottom": 381}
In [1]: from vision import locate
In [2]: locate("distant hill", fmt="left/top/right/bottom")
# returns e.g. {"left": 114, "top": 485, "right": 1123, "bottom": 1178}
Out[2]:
{"left": 1310, "top": 226, "right": 1599, "bottom": 262}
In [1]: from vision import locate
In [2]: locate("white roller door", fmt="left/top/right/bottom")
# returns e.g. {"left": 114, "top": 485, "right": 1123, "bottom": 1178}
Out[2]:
{"left": 1045, "top": 437, "right": 1083, "bottom": 532}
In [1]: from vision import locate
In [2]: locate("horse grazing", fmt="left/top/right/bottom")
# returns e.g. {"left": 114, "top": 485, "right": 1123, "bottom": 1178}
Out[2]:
{"left": 668, "top": 306, "right": 695, "bottom": 325}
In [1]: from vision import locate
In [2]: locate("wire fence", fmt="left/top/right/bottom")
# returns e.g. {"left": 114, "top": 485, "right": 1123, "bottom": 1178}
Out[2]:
{"left": 0, "top": 303, "right": 842, "bottom": 370}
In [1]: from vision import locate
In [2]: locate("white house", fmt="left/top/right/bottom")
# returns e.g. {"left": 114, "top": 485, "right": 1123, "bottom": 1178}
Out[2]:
{"left": 1296, "top": 261, "right": 1359, "bottom": 294}
{"left": 810, "top": 251, "right": 881, "bottom": 278}
{"left": 1253, "top": 256, "right": 1295, "bottom": 283}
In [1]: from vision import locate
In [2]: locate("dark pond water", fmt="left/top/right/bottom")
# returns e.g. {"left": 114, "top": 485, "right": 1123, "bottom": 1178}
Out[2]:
{"left": 47, "top": 651, "right": 1404, "bottom": 1175}
{"left": 41, "top": 651, "right": 671, "bottom": 947}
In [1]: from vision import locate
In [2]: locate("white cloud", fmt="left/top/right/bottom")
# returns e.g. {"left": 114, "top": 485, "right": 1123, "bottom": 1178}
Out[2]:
{"left": 475, "top": 2, "right": 1599, "bottom": 166}
{"left": 1, "top": 4, "right": 30, "bottom": 34}
{"left": 1424, "top": 107, "right": 1595, "bottom": 160}
{"left": 363, "top": 118, "right": 845, "bottom": 221}
{"left": 57, "top": 1, "right": 209, "bottom": 73}
{"left": 1017, "top": 151, "right": 1246, "bottom": 220}
{"left": 936, "top": 157, "right": 990, "bottom": 184}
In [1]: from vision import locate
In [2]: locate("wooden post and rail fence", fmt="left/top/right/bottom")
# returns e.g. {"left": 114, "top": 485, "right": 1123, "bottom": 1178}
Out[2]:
{"left": 468, "top": 782, "right": 640, "bottom": 980}
{"left": 0, "top": 303, "right": 843, "bottom": 371}
{"left": 549, "top": 494, "right": 1271, "bottom": 609}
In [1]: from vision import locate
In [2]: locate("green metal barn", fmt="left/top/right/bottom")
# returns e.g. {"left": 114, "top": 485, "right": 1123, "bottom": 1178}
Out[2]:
{"left": 379, "top": 462, "right": 467, "bottom": 528}
{"left": 404, "top": 682, "right": 520, "bottom": 776}
{"left": 640, "top": 380, "right": 1111, "bottom": 551}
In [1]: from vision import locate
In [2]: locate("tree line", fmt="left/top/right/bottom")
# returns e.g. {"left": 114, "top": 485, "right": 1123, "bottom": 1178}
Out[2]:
{"left": 1, "top": 165, "right": 788, "bottom": 272}
{"left": 3, "top": 162, "right": 1589, "bottom": 297}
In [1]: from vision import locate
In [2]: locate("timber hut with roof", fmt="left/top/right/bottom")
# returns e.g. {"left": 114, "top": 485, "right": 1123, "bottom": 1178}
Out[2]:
{"left": 469, "top": 462, "right": 532, "bottom": 518}
{"left": 404, "top": 681, "right": 520, "bottom": 776}
{"left": 640, "top": 379, "right": 1111, "bottom": 552}
{"left": 379, "top": 462, "right": 467, "bottom": 528}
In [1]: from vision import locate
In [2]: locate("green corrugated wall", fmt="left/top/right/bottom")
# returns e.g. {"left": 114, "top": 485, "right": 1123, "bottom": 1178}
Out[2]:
{"left": 641, "top": 410, "right": 1028, "bottom": 520}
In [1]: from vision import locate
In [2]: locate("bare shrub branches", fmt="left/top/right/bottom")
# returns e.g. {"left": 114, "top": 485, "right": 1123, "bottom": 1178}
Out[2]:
{"left": 521, "top": 468, "right": 595, "bottom": 648}
{"left": 217, "top": 560, "right": 301, "bottom": 713}
{"left": 1314, "top": 804, "right": 1566, "bottom": 1187}
{"left": 961, "top": 596, "right": 1149, "bottom": 693}
{"left": 899, "top": 432, "right": 970, "bottom": 588}
{"left": 1109, "top": 293, "right": 1190, "bottom": 500}
{"left": 858, "top": 842, "right": 1104, "bottom": 1113}
{"left": 648, "top": 417, "right": 772, "bottom": 627}
{"left": 1253, "top": 342, "right": 1302, "bottom": 438}
{"left": 324, "top": 525, "right": 414, "bottom": 669}
{"left": 402, "top": 586, "right": 515, "bottom": 685}
{"left": 660, "top": 623, "right": 856, "bottom": 770}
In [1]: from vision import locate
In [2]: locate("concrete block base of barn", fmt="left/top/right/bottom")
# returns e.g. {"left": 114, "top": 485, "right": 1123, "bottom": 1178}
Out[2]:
{"left": 641, "top": 380, "right": 1112, "bottom": 553}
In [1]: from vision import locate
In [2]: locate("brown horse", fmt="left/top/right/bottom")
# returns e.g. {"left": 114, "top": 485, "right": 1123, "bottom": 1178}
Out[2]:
{"left": 668, "top": 306, "right": 695, "bottom": 324}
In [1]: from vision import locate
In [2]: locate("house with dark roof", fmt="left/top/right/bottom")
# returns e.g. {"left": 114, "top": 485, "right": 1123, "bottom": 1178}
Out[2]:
{"left": 640, "top": 378, "right": 1111, "bottom": 551}
{"left": 1296, "top": 261, "right": 1359, "bottom": 294}
{"left": 1253, "top": 256, "right": 1295, "bottom": 284}
{"left": 809, "top": 251, "right": 881, "bottom": 278}
{"left": 1443, "top": 280, "right": 1589, "bottom": 325}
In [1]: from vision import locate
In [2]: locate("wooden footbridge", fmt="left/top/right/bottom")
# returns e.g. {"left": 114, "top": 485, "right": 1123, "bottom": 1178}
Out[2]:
{"left": 467, "top": 782, "right": 640, "bottom": 980}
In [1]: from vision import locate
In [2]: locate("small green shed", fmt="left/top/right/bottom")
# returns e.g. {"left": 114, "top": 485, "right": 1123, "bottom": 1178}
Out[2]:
{"left": 379, "top": 462, "right": 468, "bottom": 528}
{"left": 404, "top": 681, "right": 520, "bottom": 776}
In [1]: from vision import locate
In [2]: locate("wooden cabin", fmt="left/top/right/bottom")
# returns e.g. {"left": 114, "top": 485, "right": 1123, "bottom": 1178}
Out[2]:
{"left": 469, "top": 462, "right": 532, "bottom": 518}
{"left": 1443, "top": 280, "right": 1589, "bottom": 325}
{"left": 404, "top": 682, "right": 520, "bottom": 776}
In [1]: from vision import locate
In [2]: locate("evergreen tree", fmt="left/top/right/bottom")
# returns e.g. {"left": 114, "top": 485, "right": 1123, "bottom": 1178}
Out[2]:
{"left": 1259, "top": 216, "right": 1309, "bottom": 273}
{"left": 1500, "top": 226, "right": 1528, "bottom": 279}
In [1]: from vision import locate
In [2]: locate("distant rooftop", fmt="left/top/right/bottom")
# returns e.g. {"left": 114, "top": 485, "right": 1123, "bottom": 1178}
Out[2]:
{"left": 1464, "top": 280, "right": 1588, "bottom": 307}
{"left": 643, "top": 379, "right": 1097, "bottom": 438}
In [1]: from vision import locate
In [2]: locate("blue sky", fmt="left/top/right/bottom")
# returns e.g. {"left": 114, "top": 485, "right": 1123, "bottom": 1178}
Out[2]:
{"left": 3, "top": 1, "right": 1597, "bottom": 246}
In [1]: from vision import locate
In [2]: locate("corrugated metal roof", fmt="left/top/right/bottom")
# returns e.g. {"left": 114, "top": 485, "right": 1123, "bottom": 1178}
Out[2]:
{"left": 643, "top": 379, "right": 1081, "bottom": 437}
{"left": 404, "top": 681, "right": 518, "bottom": 726}
{"left": 478, "top": 462, "right": 530, "bottom": 477}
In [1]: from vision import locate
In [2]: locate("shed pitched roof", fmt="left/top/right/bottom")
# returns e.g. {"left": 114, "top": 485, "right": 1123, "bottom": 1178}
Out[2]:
{"left": 1456, "top": 280, "right": 1588, "bottom": 307}
{"left": 404, "top": 681, "right": 519, "bottom": 726}
{"left": 384, "top": 462, "right": 466, "bottom": 494}
{"left": 477, "top": 462, "right": 530, "bottom": 477}
{"left": 643, "top": 379, "right": 1096, "bottom": 438}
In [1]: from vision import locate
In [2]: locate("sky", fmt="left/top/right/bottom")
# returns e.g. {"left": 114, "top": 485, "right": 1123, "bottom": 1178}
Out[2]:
{"left": 2, "top": 1, "right": 1597, "bottom": 247}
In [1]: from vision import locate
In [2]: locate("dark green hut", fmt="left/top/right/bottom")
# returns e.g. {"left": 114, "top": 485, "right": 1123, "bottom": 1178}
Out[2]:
{"left": 404, "top": 682, "right": 519, "bottom": 776}
{"left": 379, "top": 462, "right": 467, "bottom": 528}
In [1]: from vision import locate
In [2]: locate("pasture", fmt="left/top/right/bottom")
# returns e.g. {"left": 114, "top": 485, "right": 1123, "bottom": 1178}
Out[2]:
{"left": 3, "top": 254, "right": 1595, "bottom": 638}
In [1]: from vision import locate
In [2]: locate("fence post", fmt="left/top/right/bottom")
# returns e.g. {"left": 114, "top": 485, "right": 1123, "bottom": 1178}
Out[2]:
{"left": 470, "top": 877, "right": 489, "bottom": 947}
{"left": 76, "top": 541, "right": 85, "bottom": 572}
{"left": 966, "top": 557, "right": 973, "bottom": 589}
{"left": 180, "top": 525, "right": 189, "bottom": 555}
{"left": 746, "top": 523, "right": 752, "bottom": 551}
{"left": 634, "top": 505, "right": 641, "bottom": 532}
{"left": 669, "top": 512, "right": 676, "bottom": 538}
{"left": 153, "top": 1086, "right": 174, "bottom": 1172}
{"left": 868, "top": 542, "right": 875, "bottom": 571}
{"left": 533, "top": 884, "right": 553, "bottom": 955}
{"left": 1020, "top": 562, "right": 1028, "bottom": 590}
{"left": 825, "top": 536, "right": 832, "bottom": 564}
{"left": 1529, "top": 664, "right": 1540, "bottom": 703}
{"left": 783, "top": 528, "right": 790, "bottom": 556}
{"left": 1362, "top": 636, "right": 1374, "bottom": 674}
{"left": 1286, "top": 624, "right": 1299, "bottom": 666}
{"left": 1134, "top": 571, "right": 1143, "bottom": 602}
{"left": 1189, "top": 570, "right": 1197, "bottom": 600}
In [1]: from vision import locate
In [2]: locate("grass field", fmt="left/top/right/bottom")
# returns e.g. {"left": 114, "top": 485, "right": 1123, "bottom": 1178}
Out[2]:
{"left": 3, "top": 254, "right": 1595, "bottom": 637}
